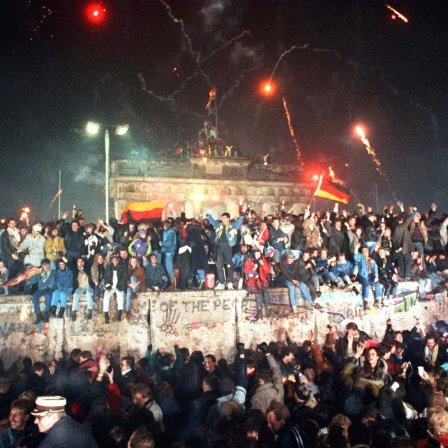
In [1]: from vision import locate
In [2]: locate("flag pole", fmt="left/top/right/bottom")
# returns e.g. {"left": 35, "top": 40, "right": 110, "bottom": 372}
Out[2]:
{"left": 58, "top": 170, "right": 61, "bottom": 218}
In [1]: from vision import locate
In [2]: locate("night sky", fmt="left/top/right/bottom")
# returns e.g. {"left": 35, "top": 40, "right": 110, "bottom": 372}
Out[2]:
{"left": 1, "top": 0, "right": 447, "bottom": 221}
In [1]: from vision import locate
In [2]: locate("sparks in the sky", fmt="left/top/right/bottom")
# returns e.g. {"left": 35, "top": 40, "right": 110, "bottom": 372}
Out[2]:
{"left": 355, "top": 126, "right": 396, "bottom": 199}
{"left": 386, "top": 4, "right": 409, "bottom": 23}
{"left": 25, "top": 1, "right": 54, "bottom": 41}
{"left": 267, "top": 44, "right": 310, "bottom": 86}
{"left": 283, "top": 97, "right": 303, "bottom": 164}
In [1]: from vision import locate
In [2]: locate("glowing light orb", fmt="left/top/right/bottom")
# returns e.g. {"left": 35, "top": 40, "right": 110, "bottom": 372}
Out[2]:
{"left": 86, "top": 4, "right": 106, "bottom": 24}
{"left": 260, "top": 80, "right": 275, "bottom": 96}
{"left": 355, "top": 125, "right": 365, "bottom": 139}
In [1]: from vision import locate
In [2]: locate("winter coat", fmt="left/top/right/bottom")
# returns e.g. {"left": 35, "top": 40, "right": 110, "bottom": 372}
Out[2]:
{"left": 128, "top": 265, "right": 147, "bottom": 292}
{"left": 354, "top": 253, "right": 379, "bottom": 278}
{"left": 20, "top": 234, "right": 46, "bottom": 267}
{"left": 29, "top": 268, "right": 56, "bottom": 291}
{"left": 186, "top": 224, "right": 209, "bottom": 272}
{"left": 179, "top": 389, "right": 220, "bottom": 444}
{"left": 392, "top": 213, "right": 416, "bottom": 254}
{"left": 343, "top": 357, "right": 390, "bottom": 396}
{"left": 55, "top": 267, "right": 73, "bottom": 291}
{"left": 206, "top": 213, "right": 245, "bottom": 247}
{"left": 280, "top": 222, "right": 295, "bottom": 249}
{"left": 89, "top": 262, "right": 105, "bottom": 288}
{"left": 409, "top": 221, "right": 429, "bottom": 246}
{"left": 145, "top": 263, "right": 167, "bottom": 288}
{"left": 297, "top": 258, "right": 316, "bottom": 283}
{"left": 302, "top": 218, "right": 320, "bottom": 248}
{"left": 291, "top": 226, "right": 307, "bottom": 251}
{"left": 269, "top": 227, "right": 288, "bottom": 251}
{"left": 244, "top": 254, "right": 270, "bottom": 291}
{"left": 331, "top": 260, "right": 354, "bottom": 277}
{"left": 161, "top": 227, "right": 177, "bottom": 254}
{"left": 1, "top": 228, "right": 19, "bottom": 260}
{"left": 277, "top": 259, "right": 300, "bottom": 283}
{"left": 104, "top": 262, "right": 127, "bottom": 292}
{"left": 128, "top": 237, "right": 152, "bottom": 258}
{"left": 63, "top": 228, "right": 84, "bottom": 253}
{"left": 45, "top": 236, "right": 66, "bottom": 261}
{"left": 38, "top": 415, "right": 98, "bottom": 448}
{"left": 251, "top": 355, "right": 284, "bottom": 413}
{"left": 324, "top": 221, "right": 345, "bottom": 256}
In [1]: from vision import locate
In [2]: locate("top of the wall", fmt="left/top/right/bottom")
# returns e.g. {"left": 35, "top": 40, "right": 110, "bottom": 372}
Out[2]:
{"left": 111, "top": 157, "right": 305, "bottom": 182}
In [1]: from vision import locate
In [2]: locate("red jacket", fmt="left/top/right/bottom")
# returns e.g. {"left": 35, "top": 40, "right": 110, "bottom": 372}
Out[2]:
{"left": 244, "top": 255, "right": 270, "bottom": 291}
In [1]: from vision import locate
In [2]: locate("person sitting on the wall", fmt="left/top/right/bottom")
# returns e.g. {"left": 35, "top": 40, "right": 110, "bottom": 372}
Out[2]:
{"left": 71, "top": 257, "right": 94, "bottom": 322}
{"left": 103, "top": 254, "right": 127, "bottom": 324}
{"left": 145, "top": 253, "right": 168, "bottom": 292}
{"left": 29, "top": 258, "right": 56, "bottom": 324}
{"left": 50, "top": 259, "right": 73, "bottom": 319}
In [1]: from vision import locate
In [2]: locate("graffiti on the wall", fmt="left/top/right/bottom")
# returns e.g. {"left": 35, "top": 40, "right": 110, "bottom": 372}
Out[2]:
{"left": 66, "top": 299, "right": 150, "bottom": 336}
{"left": 159, "top": 300, "right": 181, "bottom": 336}
{"left": 154, "top": 297, "right": 234, "bottom": 336}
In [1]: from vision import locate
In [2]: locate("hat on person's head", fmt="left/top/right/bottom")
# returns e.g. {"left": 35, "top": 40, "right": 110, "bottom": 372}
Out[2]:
{"left": 286, "top": 252, "right": 295, "bottom": 260}
{"left": 219, "top": 378, "right": 235, "bottom": 396}
{"left": 32, "top": 223, "right": 43, "bottom": 232}
{"left": 31, "top": 396, "right": 66, "bottom": 415}
{"left": 111, "top": 254, "right": 121, "bottom": 260}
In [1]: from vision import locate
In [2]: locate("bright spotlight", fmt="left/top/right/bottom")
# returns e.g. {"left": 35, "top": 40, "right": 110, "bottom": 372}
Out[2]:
{"left": 86, "top": 121, "right": 100, "bottom": 135}
{"left": 115, "top": 125, "right": 129, "bottom": 136}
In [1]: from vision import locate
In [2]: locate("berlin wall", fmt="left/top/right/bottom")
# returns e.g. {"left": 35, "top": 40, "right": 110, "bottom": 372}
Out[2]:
{"left": 0, "top": 288, "right": 446, "bottom": 368}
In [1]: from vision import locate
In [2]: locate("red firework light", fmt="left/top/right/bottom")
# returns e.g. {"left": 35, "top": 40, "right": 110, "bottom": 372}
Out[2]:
{"left": 86, "top": 4, "right": 106, "bottom": 24}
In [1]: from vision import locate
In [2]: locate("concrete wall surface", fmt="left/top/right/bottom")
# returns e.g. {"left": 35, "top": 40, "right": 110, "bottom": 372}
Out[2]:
{"left": 0, "top": 289, "right": 446, "bottom": 368}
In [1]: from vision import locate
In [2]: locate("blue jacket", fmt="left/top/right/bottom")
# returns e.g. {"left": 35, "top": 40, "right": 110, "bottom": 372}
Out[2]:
{"left": 161, "top": 227, "right": 177, "bottom": 254}
{"left": 331, "top": 260, "right": 354, "bottom": 277}
{"left": 29, "top": 268, "right": 56, "bottom": 291}
{"left": 232, "top": 251, "right": 249, "bottom": 269}
{"left": 145, "top": 263, "right": 167, "bottom": 287}
{"left": 206, "top": 214, "right": 245, "bottom": 248}
{"left": 354, "top": 253, "right": 378, "bottom": 278}
{"left": 55, "top": 267, "right": 74, "bottom": 291}
{"left": 269, "top": 227, "right": 288, "bottom": 251}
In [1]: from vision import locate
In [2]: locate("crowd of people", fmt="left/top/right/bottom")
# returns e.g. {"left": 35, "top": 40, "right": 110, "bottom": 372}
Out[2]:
{"left": 0, "top": 318, "right": 446, "bottom": 447}
{"left": 158, "top": 121, "right": 243, "bottom": 160}
{"left": 0, "top": 201, "right": 447, "bottom": 446}
{"left": 1, "top": 200, "right": 448, "bottom": 323}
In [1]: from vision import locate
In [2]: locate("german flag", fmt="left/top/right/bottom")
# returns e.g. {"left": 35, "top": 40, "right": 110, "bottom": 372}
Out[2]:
{"left": 4, "top": 265, "right": 40, "bottom": 287}
{"left": 121, "top": 202, "right": 164, "bottom": 222}
{"left": 314, "top": 175, "right": 350, "bottom": 204}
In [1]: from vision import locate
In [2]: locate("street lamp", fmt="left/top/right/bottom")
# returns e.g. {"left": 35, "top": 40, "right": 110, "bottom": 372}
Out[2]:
{"left": 86, "top": 121, "right": 129, "bottom": 223}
